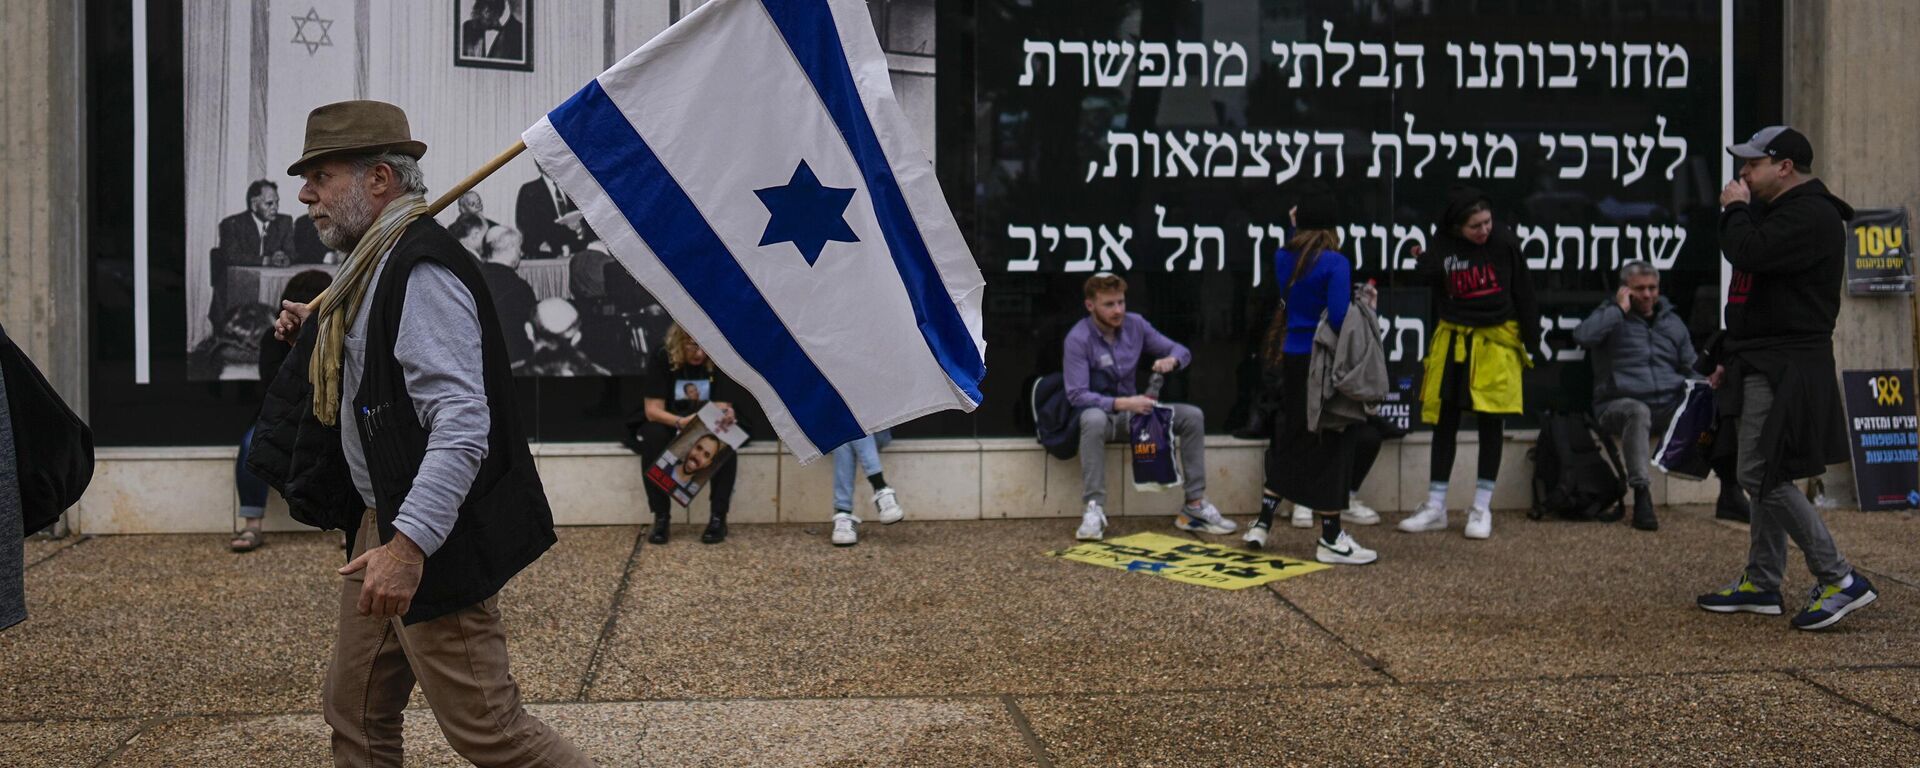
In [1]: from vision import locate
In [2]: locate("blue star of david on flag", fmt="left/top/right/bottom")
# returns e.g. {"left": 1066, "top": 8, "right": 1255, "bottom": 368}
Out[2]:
{"left": 754, "top": 160, "right": 859, "bottom": 266}
{"left": 524, "top": 0, "right": 987, "bottom": 463}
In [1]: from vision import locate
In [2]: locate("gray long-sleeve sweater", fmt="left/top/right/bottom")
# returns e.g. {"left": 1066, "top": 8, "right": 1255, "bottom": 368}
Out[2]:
{"left": 340, "top": 254, "right": 490, "bottom": 556}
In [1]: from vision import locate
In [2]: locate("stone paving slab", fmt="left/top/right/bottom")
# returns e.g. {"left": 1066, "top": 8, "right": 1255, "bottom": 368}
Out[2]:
{"left": 1242, "top": 507, "right": 1920, "bottom": 682}
{"left": 0, "top": 718, "right": 143, "bottom": 768}
{"left": 0, "top": 526, "right": 630, "bottom": 720}
{"left": 1800, "top": 667, "right": 1920, "bottom": 730}
{"left": 1827, "top": 509, "right": 1920, "bottom": 586}
{"left": 1014, "top": 685, "right": 1490, "bottom": 766}
{"left": 1424, "top": 671, "right": 1920, "bottom": 766}
{"left": 0, "top": 531, "right": 339, "bottom": 720}
{"left": 490, "top": 525, "right": 638, "bottom": 702}
{"left": 102, "top": 698, "right": 1038, "bottom": 767}
{"left": 587, "top": 517, "right": 1377, "bottom": 701}
{"left": 1016, "top": 671, "right": 1920, "bottom": 767}
{"left": 21, "top": 534, "right": 81, "bottom": 567}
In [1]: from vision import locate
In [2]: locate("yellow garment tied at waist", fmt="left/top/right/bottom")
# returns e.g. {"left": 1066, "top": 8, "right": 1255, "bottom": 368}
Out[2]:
{"left": 1420, "top": 319, "right": 1532, "bottom": 424}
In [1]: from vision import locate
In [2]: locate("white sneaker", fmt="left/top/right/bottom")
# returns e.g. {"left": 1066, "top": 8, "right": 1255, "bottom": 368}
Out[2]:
{"left": 1076, "top": 502, "right": 1108, "bottom": 541}
{"left": 1290, "top": 503, "right": 1314, "bottom": 528}
{"left": 1341, "top": 498, "right": 1381, "bottom": 525}
{"left": 1175, "top": 501, "right": 1238, "bottom": 534}
{"left": 873, "top": 487, "right": 904, "bottom": 524}
{"left": 1464, "top": 506, "right": 1492, "bottom": 539}
{"left": 1397, "top": 501, "right": 1449, "bottom": 533}
{"left": 831, "top": 512, "right": 860, "bottom": 546}
{"left": 1316, "top": 530, "right": 1379, "bottom": 565}
{"left": 1242, "top": 523, "right": 1271, "bottom": 550}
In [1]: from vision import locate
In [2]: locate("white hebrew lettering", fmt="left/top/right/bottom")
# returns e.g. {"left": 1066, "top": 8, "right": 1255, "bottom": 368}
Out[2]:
{"left": 1006, "top": 224, "right": 1039, "bottom": 271}
{"left": 1019, "top": 40, "right": 1054, "bottom": 86}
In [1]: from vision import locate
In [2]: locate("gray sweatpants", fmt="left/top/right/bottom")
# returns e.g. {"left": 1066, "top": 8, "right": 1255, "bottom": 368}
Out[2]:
{"left": 1596, "top": 397, "right": 1666, "bottom": 489}
{"left": 1738, "top": 374, "right": 1851, "bottom": 591}
{"left": 1078, "top": 404, "right": 1206, "bottom": 506}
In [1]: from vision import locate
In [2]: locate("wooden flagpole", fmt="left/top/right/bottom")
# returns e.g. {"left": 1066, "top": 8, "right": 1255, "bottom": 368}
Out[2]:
{"left": 427, "top": 140, "right": 527, "bottom": 216}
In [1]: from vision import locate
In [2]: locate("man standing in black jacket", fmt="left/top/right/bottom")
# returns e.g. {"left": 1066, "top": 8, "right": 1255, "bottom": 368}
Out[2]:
{"left": 1696, "top": 126, "right": 1878, "bottom": 631}
{"left": 261, "top": 101, "right": 592, "bottom": 765}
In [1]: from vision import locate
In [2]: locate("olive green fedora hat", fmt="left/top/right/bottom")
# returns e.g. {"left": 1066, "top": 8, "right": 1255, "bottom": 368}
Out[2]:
{"left": 286, "top": 100, "right": 428, "bottom": 176}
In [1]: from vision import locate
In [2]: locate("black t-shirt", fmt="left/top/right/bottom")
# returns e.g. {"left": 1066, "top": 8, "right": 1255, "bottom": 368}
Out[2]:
{"left": 643, "top": 346, "right": 739, "bottom": 417}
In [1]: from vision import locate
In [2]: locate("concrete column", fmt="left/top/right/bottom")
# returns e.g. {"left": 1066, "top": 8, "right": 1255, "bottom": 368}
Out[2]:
{"left": 1785, "top": 0, "right": 1920, "bottom": 504}
{"left": 0, "top": 0, "right": 88, "bottom": 412}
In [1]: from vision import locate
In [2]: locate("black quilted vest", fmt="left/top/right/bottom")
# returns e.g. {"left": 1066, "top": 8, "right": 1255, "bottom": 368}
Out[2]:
{"left": 249, "top": 218, "right": 554, "bottom": 624}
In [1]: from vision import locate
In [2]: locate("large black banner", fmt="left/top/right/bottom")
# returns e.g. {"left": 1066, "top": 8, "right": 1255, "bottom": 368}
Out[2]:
{"left": 971, "top": 1, "right": 1726, "bottom": 432}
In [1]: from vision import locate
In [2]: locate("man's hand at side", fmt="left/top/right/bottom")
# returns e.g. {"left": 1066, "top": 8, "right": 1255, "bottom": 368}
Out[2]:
{"left": 340, "top": 531, "right": 426, "bottom": 619}
{"left": 1113, "top": 395, "right": 1156, "bottom": 415}
{"left": 275, "top": 300, "right": 313, "bottom": 343}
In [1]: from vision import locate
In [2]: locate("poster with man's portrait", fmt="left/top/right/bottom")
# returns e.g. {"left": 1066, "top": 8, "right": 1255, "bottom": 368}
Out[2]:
{"left": 644, "top": 404, "right": 749, "bottom": 506}
{"left": 455, "top": 0, "right": 533, "bottom": 71}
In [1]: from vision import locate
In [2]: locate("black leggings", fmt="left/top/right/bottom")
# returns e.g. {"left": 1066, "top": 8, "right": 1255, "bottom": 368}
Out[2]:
{"left": 1430, "top": 408, "right": 1503, "bottom": 484}
{"left": 1348, "top": 420, "right": 1383, "bottom": 493}
{"left": 637, "top": 421, "right": 737, "bottom": 518}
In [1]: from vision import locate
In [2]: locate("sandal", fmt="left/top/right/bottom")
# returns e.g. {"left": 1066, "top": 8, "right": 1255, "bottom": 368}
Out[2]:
{"left": 230, "top": 528, "right": 265, "bottom": 553}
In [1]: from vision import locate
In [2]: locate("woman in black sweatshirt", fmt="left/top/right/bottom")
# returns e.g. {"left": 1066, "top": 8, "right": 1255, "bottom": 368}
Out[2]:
{"left": 1399, "top": 186, "right": 1539, "bottom": 540}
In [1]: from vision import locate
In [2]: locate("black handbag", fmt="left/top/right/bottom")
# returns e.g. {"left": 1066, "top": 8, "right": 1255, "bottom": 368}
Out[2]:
{"left": 0, "top": 323, "right": 94, "bottom": 535}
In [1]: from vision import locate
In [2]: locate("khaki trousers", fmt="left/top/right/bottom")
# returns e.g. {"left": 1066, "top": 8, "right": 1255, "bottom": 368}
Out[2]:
{"left": 323, "top": 509, "right": 594, "bottom": 767}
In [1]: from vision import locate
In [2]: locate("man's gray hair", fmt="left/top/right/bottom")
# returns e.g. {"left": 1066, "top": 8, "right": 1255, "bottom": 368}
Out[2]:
{"left": 347, "top": 152, "right": 429, "bottom": 196}
{"left": 1618, "top": 259, "right": 1659, "bottom": 285}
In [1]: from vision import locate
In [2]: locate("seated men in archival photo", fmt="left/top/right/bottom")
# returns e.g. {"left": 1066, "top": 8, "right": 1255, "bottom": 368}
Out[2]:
{"left": 209, "top": 179, "right": 295, "bottom": 330}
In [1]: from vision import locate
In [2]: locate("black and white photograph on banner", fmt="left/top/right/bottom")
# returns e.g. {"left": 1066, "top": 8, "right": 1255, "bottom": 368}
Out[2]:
{"left": 180, "top": 0, "right": 675, "bottom": 380}
{"left": 455, "top": 0, "right": 534, "bottom": 72}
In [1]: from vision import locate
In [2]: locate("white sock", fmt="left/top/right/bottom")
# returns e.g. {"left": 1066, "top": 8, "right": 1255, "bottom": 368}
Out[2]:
{"left": 1472, "top": 480, "right": 1495, "bottom": 511}
{"left": 1839, "top": 573, "right": 1855, "bottom": 590}
{"left": 1427, "top": 483, "right": 1447, "bottom": 509}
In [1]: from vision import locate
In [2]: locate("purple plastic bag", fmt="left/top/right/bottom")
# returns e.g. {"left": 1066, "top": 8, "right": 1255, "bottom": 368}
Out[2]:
{"left": 1131, "top": 404, "right": 1182, "bottom": 490}
{"left": 1655, "top": 381, "right": 1716, "bottom": 481}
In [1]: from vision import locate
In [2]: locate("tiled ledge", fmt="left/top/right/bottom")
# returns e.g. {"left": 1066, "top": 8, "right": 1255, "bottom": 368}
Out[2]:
{"left": 73, "top": 432, "right": 1710, "bottom": 535}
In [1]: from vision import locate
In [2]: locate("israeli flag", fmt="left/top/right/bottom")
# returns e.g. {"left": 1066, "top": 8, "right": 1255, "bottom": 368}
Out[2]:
{"left": 523, "top": 0, "right": 986, "bottom": 462}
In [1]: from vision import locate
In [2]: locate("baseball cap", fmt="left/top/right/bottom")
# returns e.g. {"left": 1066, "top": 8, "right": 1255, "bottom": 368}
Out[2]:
{"left": 1727, "top": 125, "right": 1814, "bottom": 170}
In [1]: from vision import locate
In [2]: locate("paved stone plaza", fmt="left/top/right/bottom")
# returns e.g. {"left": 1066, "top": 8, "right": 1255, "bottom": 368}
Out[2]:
{"left": 3, "top": 505, "right": 1917, "bottom": 766}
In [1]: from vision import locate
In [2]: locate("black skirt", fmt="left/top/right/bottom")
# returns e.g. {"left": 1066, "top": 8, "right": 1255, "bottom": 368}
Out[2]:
{"left": 1266, "top": 354, "right": 1354, "bottom": 511}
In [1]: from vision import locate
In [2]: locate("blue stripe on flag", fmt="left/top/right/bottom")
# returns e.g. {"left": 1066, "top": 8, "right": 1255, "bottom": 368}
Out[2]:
{"left": 546, "top": 80, "right": 864, "bottom": 452}
{"left": 759, "top": 0, "right": 985, "bottom": 403}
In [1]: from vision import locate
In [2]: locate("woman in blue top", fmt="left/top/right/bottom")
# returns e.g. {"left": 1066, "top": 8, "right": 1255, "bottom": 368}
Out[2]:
{"left": 1243, "top": 197, "right": 1379, "bottom": 565}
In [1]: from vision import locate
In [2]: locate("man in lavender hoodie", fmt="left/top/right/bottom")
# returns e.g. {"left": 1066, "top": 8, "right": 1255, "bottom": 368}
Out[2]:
{"left": 1062, "top": 272, "right": 1234, "bottom": 541}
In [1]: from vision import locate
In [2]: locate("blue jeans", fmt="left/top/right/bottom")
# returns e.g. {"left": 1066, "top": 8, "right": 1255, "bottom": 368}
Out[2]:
{"left": 235, "top": 427, "right": 268, "bottom": 519}
{"left": 832, "top": 431, "right": 891, "bottom": 512}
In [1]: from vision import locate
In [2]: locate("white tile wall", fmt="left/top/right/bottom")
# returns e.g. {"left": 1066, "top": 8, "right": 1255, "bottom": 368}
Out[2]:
{"left": 73, "top": 433, "right": 1622, "bottom": 534}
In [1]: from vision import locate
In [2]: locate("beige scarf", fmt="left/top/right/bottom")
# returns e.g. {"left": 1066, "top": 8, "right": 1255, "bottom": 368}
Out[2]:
{"left": 306, "top": 192, "right": 430, "bottom": 426}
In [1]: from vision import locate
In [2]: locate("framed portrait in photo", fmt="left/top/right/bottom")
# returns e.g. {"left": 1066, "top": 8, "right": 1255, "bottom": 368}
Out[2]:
{"left": 454, "top": 0, "right": 532, "bottom": 72}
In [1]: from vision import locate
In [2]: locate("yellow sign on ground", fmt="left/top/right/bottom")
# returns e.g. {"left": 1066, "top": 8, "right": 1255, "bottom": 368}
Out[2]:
{"left": 1046, "top": 532, "right": 1328, "bottom": 589}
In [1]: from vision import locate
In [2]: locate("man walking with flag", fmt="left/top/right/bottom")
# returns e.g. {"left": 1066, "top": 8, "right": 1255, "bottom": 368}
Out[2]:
{"left": 522, "top": 0, "right": 988, "bottom": 462}
{"left": 254, "top": 100, "right": 593, "bottom": 767}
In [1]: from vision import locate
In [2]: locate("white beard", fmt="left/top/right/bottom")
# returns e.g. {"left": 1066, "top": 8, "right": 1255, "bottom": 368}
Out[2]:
{"left": 314, "top": 186, "right": 375, "bottom": 252}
